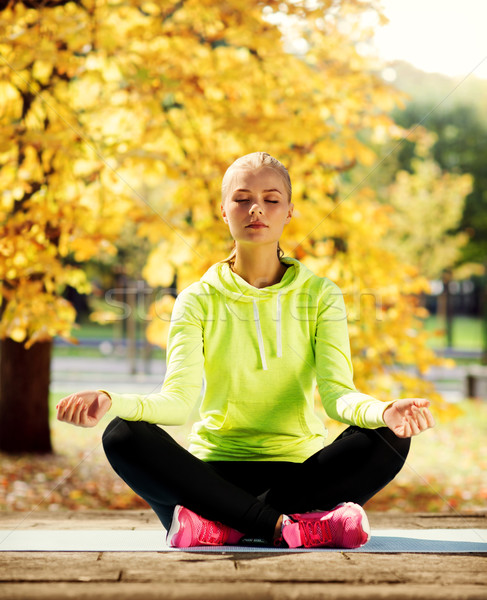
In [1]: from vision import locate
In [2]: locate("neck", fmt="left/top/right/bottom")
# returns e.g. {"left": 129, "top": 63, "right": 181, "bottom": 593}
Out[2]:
{"left": 231, "top": 243, "right": 287, "bottom": 288}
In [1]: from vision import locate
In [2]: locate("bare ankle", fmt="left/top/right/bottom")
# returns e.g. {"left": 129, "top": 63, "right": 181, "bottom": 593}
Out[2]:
{"left": 273, "top": 515, "right": 283, "bottom": 540}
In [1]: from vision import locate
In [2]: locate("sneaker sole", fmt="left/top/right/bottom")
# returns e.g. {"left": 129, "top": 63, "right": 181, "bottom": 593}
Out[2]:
{"left": 166, "top": 505, "right": 184, "bottom": 547}
{"left": 352, "top": 503, "right": 371, "bottom": 547}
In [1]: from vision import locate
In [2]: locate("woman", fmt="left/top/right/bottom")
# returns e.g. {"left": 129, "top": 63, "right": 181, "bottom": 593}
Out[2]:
{"left": 57, "top": 152, "right": 435, "bottom": 549}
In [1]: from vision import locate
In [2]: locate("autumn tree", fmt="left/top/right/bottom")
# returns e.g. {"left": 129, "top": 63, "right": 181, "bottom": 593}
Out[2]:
{"left": 0, "top": 0, "right": 149, "bottom": 452}
{"left": 0, "top": 0, "right": 454, "bottom": 453}
{"left": 132, "top": 2, "right": 454, "bottom": 418}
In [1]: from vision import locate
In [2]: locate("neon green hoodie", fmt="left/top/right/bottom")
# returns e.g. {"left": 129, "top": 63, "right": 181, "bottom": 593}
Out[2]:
{"left": 103, "top": 257, "right": 395, "bottom": 462}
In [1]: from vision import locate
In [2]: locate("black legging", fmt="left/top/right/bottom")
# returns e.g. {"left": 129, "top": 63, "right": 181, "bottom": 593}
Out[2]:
{"left": 102, "top": 418, "right": 410, "bottom": 542}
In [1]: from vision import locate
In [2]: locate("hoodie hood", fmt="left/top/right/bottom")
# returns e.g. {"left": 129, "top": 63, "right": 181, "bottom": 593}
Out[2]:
{"left": 199, "top": 257, "right": 315, "bottom": 370}
{"left": 200, "top": 257, "right": 315, "bottom": 301}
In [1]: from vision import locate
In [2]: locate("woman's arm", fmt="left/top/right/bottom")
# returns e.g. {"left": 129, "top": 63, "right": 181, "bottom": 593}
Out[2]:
{"left": 56, "top": 287, "right": 205, "bottom": 428}
{"left": 315, "top": 281, "right": 434, "bottom": 435}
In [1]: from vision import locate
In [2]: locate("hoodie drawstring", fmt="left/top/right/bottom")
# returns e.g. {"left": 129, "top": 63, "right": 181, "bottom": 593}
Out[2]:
{"left": 253, "top": 299, "right": 268, "bottom": 370}
{"left": 276, "top": 291, "right": 282, "bottom": 358}
{"left": 252, "top": 294, "right": 282, "bottom": 370}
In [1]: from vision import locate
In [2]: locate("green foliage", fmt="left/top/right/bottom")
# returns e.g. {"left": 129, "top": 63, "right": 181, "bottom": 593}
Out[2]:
{"left": 391, "top": 82, "right": 487, "bottom": 266}
{"left": 382, "top": 154, "right": 472, "bottom": 280}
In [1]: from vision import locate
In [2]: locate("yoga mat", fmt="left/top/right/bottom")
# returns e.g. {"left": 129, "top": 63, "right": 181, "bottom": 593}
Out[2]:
{"left": 0, "top": 529, "right": 486, "bottom": 553}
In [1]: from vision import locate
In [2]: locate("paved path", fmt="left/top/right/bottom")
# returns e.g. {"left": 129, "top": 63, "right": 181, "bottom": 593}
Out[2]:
{"left": 51, "top": 356, "right": 167, "bottom": 394}
{"left": 1, "top": 510, "right": 486, "bottom": 599}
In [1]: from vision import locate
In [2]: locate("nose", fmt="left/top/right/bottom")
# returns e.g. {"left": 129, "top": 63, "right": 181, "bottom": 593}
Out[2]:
{"left": 250, "top": 203, "right": 263, "bottom": 215}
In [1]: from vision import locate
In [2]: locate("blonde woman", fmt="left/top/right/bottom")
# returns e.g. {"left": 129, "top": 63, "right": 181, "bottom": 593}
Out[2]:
{"left": 57, "top": 152, "right": 434, "bottom": 549}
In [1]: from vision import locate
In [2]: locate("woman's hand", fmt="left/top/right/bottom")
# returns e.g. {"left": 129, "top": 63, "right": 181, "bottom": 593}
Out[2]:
{"left": 56, "top": 390, "right": 112, "bottom": 428}
{"left": 383, "top": 398, "right": 435, "bottom": 438}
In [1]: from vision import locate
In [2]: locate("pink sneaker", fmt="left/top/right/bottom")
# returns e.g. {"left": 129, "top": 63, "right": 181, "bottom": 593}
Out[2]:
{"left": 282, "top": 502, "right": 371, "bottom": 549}
{"left": 167, "top": 505, "right": 245, "bottom": 548}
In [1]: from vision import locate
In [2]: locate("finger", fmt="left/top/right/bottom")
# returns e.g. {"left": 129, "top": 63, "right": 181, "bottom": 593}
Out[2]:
{"left": 411, "top": 405, "right": 435, "bottom": 431}
{"left": 56, "top": 398, "right": 71, "bottom": 421}
{"left": 424, "top": 408, "right": 436, "bottom": 429}
{"left": 77, "top": 404, "right": 92, "bottom": 427}
{"left": 63, "top": 396, "right": 80, "bottom": 423}
{"left": 396, "top": 427, "right": 409, "bottom": 439}
{"left": 72, "top": 398, "right": 85, "bottom": 425}
{"left": 56, "top": 394, "right": 72, "bottom": 411}
{"left": 65, "top": 395, "right": 84, "bottom": 423}
{"left": 56, "top": 395, "right": 72, "bottom": 418}
{"left": 412, "top": 398, "right": 430, "bottom": 409}
{"left": 396, "top": 415, "right": 411, "bottom": 438}
{"left": 411, "top": 406, "right": 428, "bottom": 430}
{"left": 78, "top": 405, "right": 91, "bottom": 427}
{"left": 72, "top": 400, "right": 86, "bottom": 426}
{"left": 408, "top": 415, "right": 421, "bottom": 436}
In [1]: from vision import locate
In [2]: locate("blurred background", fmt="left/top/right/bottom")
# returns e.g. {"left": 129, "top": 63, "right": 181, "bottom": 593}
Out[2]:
{"left": 0, "top": 0, "right": 486, "bottom": 514}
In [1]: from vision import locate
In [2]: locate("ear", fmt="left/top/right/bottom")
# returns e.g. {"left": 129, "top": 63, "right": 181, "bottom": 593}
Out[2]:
{"left": 285, "top": 202, "right": 294, "bottom": 224}
{"left": 220, "top": 203, "right": 228, "bottom": 224}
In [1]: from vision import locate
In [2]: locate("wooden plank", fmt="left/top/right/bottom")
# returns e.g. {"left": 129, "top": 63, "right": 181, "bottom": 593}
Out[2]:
{"left": 0, "top": 581, "right": 486, "bottom": 600}
{"left": 0, "top": 552, "right": 120, "bottom": 582}
{"left": 0, "top": 511, "right": 160, "bottom": 530}
{"left": 2, "top": 551, "right": 485, "bottom": 586}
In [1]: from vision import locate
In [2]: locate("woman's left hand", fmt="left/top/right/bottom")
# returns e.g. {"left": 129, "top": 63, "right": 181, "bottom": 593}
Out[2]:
{"left": 383, "top": 398, "right": 435, "bottom": 438}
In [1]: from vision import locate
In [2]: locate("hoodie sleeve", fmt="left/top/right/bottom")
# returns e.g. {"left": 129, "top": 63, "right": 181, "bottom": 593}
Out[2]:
{"left": 315, "top": 280, "right": 395, "bottom": 428}
{"left": 99, "top": 287, "right": 205, "bottom": 425}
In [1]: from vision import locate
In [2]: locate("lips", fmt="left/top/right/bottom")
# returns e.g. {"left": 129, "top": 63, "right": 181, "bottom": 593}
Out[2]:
{"left": 246, "top": 222, "right": 268, "bottom": 228}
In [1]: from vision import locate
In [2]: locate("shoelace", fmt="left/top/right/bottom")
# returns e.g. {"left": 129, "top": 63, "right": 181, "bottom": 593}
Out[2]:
{"left": 198, "top": 520, "right": 226, "bottom": 545}
{"left": 300, "top": 518, "right": 333, "bottom": 547}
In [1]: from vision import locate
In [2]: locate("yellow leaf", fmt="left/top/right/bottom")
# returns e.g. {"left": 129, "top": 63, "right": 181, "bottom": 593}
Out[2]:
{"left": 9, "top": 326, "right": 26, "bottom": 343}
{"left": 0, "top": 81, "right": 22, "bottom": 121}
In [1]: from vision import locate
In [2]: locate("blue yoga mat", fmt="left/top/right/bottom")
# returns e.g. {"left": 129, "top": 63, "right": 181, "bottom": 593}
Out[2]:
{"left": 0, "top": 529, "right": 486, "bottom": 553}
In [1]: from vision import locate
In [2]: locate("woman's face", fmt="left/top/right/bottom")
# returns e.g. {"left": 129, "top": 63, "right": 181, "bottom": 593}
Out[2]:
{"left": 221, "top": 167, "right": 293, "bottom": 248}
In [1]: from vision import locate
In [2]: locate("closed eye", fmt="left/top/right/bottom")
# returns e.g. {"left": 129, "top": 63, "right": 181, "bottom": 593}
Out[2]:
{"left": 234, "top": 198, "right": 279, "bottom": 203}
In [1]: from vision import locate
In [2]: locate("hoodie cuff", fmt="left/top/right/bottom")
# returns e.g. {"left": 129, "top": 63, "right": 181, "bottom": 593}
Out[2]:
{"left": 336, "top": 392, "right": 397, "bottom": 429}
{"left": 96, "top": 389, "right": 135, "bottom": 420}
{"left": 366, "top": 398, "right": 397, "bottom": 428}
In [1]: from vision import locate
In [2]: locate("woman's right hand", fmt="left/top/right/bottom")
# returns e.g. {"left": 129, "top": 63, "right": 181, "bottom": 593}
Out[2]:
{"left": 56, "top": 390, "right": 112, "bottom": 428}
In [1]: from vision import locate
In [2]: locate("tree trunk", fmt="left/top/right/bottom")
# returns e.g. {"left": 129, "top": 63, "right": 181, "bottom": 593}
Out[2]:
{"left": 0, "top": 338, "right": 52, "bottom": 454}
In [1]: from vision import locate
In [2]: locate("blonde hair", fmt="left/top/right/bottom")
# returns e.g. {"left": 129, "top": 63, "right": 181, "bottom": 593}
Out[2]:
{"left": 221, "top": 152, "right": 291, "bottom": 267}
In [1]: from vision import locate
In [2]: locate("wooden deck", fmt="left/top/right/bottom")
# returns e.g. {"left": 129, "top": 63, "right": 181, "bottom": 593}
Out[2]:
{"left": 0, "top": 510, "right": 486, "bottom": 599}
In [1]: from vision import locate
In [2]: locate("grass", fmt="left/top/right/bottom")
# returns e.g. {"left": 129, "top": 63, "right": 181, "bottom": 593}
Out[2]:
{"left": 422, "top": 315, "right": 484, "bottom": 350}
{"left": 1, "top": 394, "right": 486, "bottom": 514}
{"left": 69, "top": 322, "right": 116, "bottom": 339}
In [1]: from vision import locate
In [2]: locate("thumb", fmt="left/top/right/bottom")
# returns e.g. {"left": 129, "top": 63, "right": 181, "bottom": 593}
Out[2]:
{"left": 394, "top": 398, "right": 428, "bottom": 411}
{"left": 411, "top": 398, "right": 430, "bottom": 408}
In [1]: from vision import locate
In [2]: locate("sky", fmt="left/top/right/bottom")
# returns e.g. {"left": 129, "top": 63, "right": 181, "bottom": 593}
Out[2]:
{"left": 372, "top": 0, "right": 487, "bottom": 80}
